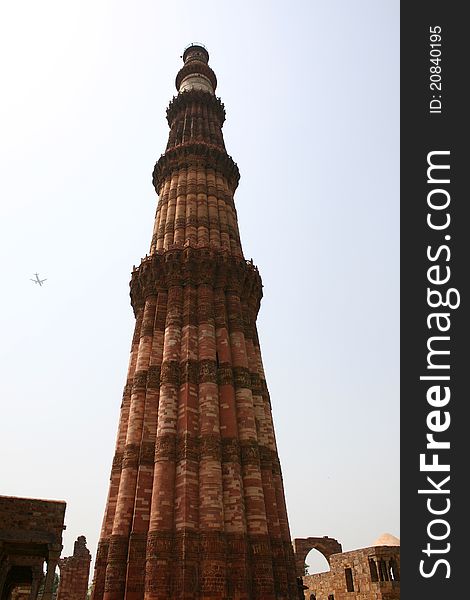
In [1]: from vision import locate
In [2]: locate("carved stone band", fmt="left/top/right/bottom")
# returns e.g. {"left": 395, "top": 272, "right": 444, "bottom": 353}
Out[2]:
{"left": 153, "top": 143, "right": 240, "bottom": 194}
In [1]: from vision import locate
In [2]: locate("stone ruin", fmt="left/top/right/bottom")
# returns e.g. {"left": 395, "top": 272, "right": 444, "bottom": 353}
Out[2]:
{"left": 1, "top": 497, "right": 91, "bottom": 600}
{"left": 57, "top": 536, "right": 91, "bottom": 600}
{"left": 0, "top": 495, "right": 65, "bottom": 600}
{"left": 294, "top": 533, "right": 400, "bottom": 600}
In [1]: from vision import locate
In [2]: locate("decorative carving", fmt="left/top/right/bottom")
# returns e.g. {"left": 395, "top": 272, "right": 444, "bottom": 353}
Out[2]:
{"left": 186, "top": 214, "right": 198, "bottom": 227}
{"left": 199, "top": 359, "right": 217, "bottom": 383}
{"left": 271, "top": 454, "right": 282, "bottom": 477}
{"left": 139, "top": 441, "right": 155, "bottom": 466}
{"left": 240, "top": 440, "right": 260, "bottom": 466}
{"left": 122, "top": 382, "right": 132, "bottom": 400}
{"left": 199, "top": 531, "right": 226, "bottom": 557}
{"left": 153, "top": 143, "right": 240, "bottom": 195}
{"left": 260, "top": 379, "right": 269, "bottom": 396}
{"left": 95, "top": 541, "right": 109, "bottom": 564}
{"left": 107, "top": 535, "right": 128, "bottom": 561}
{"left": 217, "top": 365, "right": 233, "bottom": 386}
{"left": 225, "top": 532, "right": 248, "bottom": 556}
{"left": 259, "top": 445, "right": 273, "bottom": 469}
{"left": 128, "top": 533, "right": 147, "bottom": 560}
{"left": 221, "top": 437, "right": 240, "bottom": 462}
{"left": 176, "top": 434, "right": 199, "bottom": 462}
{"left": 180, "top": 360, "right": 199, "bottom": 384}
{"left": 166, "top": 90, "right": 225, "bottom": 126}
{"left": 130, "top": 247, "right": 263, "bottom": 313}
{"left": 146, "top": 531, "right": 174, "bottom": 558}
{"left": 269, "top": 538, "right": 285, "bottom": 560}
{"left": 233, "top": 366, "right": 252, "bottom": 390}
{"left": 103, "top": 571, "right": 125, "bottom": 594}
{"left": 147, "top": 365, "right": 161, "bottom": 389}
{"left": 122, "top": 444, "right": 140, "bottom": 469}
{"left": 250, "top": 372, "right": 263, "bottom": 395}
{"left": 132, "top": 370, "right": 148, "bottom": 391}
{"left": 154, "top": 434, "right": 177, "bottom": 461}
{"left": 248, "top": 534, "right": 272, "bottom": 557}
{"left": 199, "top": 215, "right": 210, "bottom": 229}
{"left": 124, "top": 581, "right": 145, "bottom": 595}
{"left": 197, "top": 295, "right": 215, "bottom": 322}
{"left": 200, "top": 434, "right": 222, "bottom": 461}
{"left": 227, "top": 309, "right": 243, "bottom": 332}
{"left": 174, "top": 216, "right": 185, "bottom": 230}
{"left": 174, "top": 529, "right": 199, "bottom": 547}
{"left": 160, "top": 361, "right": 180, "bottom": 385}
{"left": 111, "top": 451, "right": 123, "bottom": 472}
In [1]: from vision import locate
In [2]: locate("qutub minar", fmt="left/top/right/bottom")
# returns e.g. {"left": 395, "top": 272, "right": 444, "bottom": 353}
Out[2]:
{"left": 91, "top": 44, "right": 298, "bottom": 600}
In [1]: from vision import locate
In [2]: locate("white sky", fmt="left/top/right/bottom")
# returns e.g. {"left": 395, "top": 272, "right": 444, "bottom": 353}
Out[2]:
{"left": 0, "top": 0, "right": 399, "bottom": 576}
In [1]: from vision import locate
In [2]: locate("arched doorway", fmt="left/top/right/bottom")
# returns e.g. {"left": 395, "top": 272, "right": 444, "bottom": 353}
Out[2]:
{"left": 293, "top": 536, "right": 342, "bottom": 577}
{"left": 304, "top": 548, "right": 331, "bottom": 575}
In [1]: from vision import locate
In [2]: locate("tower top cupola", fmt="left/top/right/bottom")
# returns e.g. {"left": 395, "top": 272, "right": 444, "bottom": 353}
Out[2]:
{"left": 175, "top": 43, "right": 217, "bottom": 94}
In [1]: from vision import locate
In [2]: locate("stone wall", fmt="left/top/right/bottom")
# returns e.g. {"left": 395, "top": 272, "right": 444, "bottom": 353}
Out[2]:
{"left": 292, "top": 537, "right": 343, "bottom": 577}
{"left": 0, "top": 495, "right": 65, "bottom": 542}
{"left": 10, "top": 586, "right": 31, "bottom": 600}
{"left": 302, "top": 546, "right": 400, "bottom": 600}
{"left": 57, "top": 537, "right": 91, "bottom": 600}
{"left": 0, "top": 495, "right": 65, "bottom": 600}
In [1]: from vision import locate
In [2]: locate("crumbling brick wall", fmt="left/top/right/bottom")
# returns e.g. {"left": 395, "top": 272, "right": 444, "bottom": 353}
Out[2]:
{"left": 302, "top": 546, "right": 400, "bottom": 600}
{"left": 57, "top": 536, "right": 91, "bottom": 600}
{"left": 0, "top": 495, "right": 65, "bottom": 600}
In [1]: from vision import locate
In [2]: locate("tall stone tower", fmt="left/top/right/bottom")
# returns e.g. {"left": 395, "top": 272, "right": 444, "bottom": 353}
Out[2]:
{"left": 91, "top": 44, "right": 298, "bottom": 600}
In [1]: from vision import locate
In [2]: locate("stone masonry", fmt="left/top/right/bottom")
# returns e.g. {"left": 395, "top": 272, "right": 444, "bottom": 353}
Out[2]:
{"left": 90, "top": 44, "right": 298, "bottom": 600}
{"left": 57, "top": 537, "right": 91, "bottom": 600}
{"left": 292, "top": 538, "right": 343, "bottom": 578}
{"left": 0, "top": 495, "right": 65, "bottom": 600}
{"left": 301, "top": 543, "right": 400, "bottom": 600}
{"left": 10, "top": 586, "right": 30, "bottom": 600}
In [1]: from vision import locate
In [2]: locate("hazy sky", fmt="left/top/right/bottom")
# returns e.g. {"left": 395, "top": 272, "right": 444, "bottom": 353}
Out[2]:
{"left": 0, "top": 0, "right": 399, "bottom": 576}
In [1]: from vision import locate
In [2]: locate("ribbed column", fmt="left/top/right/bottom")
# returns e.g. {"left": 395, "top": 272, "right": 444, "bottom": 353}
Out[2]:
{"left": 256, "top": 324, "right": 297, "bottom": 598}
{"left": 185, "top": 166, "right": 197, "bottom": 247}
{"left": 144, "top": 285, "right": 182, "bottom": 600}
{"left": 227, "top": 290, "right": 276, "bottom": 600}
{"left": 151, "top": 177, "right": 169, "bottom": 253}
{"left": 207, "top": 168, "right": 221, "bottom": 250}
{"left": 174, "top": 169, "right": 187, "bottom": 247}
{"left": 103, "top": 297, "right": 157, "bottom": 600}
{"left": 165, "top": 92, "right": 226, "bottom": 151}
{"left": 197, "top": 284, "right": 225, "bottom": 599}
{"left": 215, "top": 287, "right": 250, "bottom": 599}
{"left": 125, "top": 292, "right": 166, "bottom": 600}
{"left": 93, "top": 309, "right": 143, "bottom": 600}
{"left": 174, "top": 284, "right": 199, "bottom": 598}
{"left": 247, "top": 323, "right": 288, "bottom": 598}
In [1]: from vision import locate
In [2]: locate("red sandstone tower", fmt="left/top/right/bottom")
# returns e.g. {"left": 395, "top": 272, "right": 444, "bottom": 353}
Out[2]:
{"left": 91, "top": 44, "right": 298, "bottom": 600}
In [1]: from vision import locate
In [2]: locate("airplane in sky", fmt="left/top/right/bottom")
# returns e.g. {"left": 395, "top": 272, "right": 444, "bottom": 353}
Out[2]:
{"left": 30, "top": 273, "right": 47, "bottom": 286}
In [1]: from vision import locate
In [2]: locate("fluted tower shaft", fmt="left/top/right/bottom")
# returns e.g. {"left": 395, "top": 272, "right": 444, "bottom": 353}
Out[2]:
{"left": 91, "top": 44, "right": 298, "bottom": 600}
